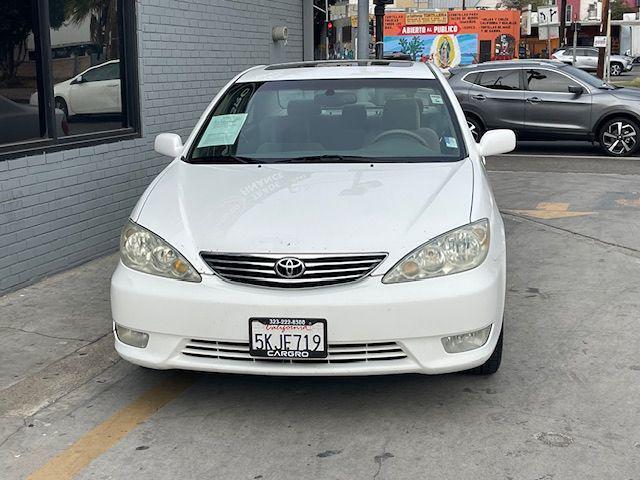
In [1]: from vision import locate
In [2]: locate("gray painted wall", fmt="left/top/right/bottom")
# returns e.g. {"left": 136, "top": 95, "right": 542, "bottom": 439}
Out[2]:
{"left": 0, "top": 0, "right": 303, "bottom": 294}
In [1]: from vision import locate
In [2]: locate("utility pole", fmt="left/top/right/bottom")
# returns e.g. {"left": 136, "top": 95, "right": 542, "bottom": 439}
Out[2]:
{"left": 357, "top": 0, "right": 369, "bottom": 60}
{"left": 325, "top": 0, "right": 329, "bottom": 60}
{"left": 604, "top": 3, "right": 612, "bottom": 82}
{"left": 374, "top": 1, "right": 385, "bottom": 59}
{"left": 546, "top": 0, "right": 552, "bottom": 59}
{"left": 597, "top": 0, "right": 610, "bottom": 78}
{"left": 559, "top": 0, "right": 566, "bottom": 46}
{"left": 572, "top": 21, "right": 578, "bottom": 66}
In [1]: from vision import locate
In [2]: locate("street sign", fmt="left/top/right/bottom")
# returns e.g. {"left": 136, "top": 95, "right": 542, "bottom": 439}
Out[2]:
{"left": 593, "top": 36, "right": 607, "bottom": 48}
{"left": 521, "top": 9, "right": 531, "bottom": 36}
{"left": 538, "top": 6, "right": 559, "bottom": 40}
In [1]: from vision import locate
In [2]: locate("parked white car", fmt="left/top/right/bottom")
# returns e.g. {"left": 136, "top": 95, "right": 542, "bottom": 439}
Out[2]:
{"left": 30, "top": 60, "right": 121, "bottom": 118}
{"left": 0, "top": 95, "right": 68, "bottom": 143}
{"left": 111, "top": 60, "right": 515, "bottom": 376}
{"left": 552, "top": 48, "right": 633, "bottom": 76}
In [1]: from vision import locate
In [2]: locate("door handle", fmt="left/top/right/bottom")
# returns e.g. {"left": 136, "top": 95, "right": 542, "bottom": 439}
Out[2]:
{"left": 526, "top": 97, "right": 542, "bottom": 104}
{"left": 471, "top": 94, "right": 486, "bottom": 101}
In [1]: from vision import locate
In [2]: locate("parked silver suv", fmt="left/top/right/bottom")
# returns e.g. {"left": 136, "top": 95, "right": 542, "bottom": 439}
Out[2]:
{"left": 448, "top": 60, "right": 640, "bottom": 156}
{"left": 552, "top": 48, "right": 633, "bottom": 76}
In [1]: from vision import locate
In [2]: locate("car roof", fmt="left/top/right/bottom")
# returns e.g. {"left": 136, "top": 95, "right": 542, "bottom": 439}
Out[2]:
{"left": 238, "top": 60, "right": 437, "bottom": 82}
{"left": 454, "top": 59, "right": 566, "bottom": 71}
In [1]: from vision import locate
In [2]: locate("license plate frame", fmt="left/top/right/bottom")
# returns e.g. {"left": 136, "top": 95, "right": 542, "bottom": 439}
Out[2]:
{"left": 248, "top": 317, "right": 328, "bottom": 359}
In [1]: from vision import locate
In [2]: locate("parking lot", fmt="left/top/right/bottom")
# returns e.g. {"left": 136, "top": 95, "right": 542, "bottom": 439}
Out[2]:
{"left": 1, "top": 152, "right": 639, "bottom": 480}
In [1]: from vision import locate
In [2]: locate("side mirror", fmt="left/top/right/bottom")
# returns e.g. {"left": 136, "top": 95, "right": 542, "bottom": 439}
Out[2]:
{"left": 568, "top": 85, "right": 584, "bottom": 95}
{"left": 477, "top": 129, "right": 516, "bottom": 157}
{"left": 70, "top": 75, "right": 84, "bottom": 85}
{"left": 154, "top": 133, "right": 184, "bottom": 158}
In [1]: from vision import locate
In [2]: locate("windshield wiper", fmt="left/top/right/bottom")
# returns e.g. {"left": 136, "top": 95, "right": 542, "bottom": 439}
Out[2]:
{"left": 187, "top": 155, "right": 258, "bottom": 164}
{"left": 274, "top": 155, "right": 371, "bottom": 163}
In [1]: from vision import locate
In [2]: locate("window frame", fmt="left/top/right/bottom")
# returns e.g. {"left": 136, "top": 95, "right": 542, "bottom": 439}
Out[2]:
{"left": 0, "top": 0, "right": 140, "bottom": 160}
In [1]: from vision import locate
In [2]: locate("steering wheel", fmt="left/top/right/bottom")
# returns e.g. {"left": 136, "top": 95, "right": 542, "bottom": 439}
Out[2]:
{"left": 371, "top": 129, "right": 433, "bottom": 149}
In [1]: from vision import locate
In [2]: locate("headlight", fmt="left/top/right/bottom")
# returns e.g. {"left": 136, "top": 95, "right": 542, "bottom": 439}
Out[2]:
{"left": 120, "top": 220, "right": 201, "bottom": 282}
{"left": 382, "top": 219, "right": 490, "bottom": 284}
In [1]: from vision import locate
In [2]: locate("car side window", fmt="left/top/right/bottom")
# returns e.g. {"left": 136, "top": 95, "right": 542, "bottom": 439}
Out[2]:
{"left": 463, "top": 72, "right": 480, "bottom": 84}
{"left": 82, "top": 63, "right": 119, "bottom": 82}
{"left": 575, "top": 48, "right": 588, "bottom": 56}
{"left": 476, "top": 69, "right": 521, "bottom": 91}
{"left": 525, "top": 69, "right": 580, "bottom": 93}
{"left": 103, "top": 63, "right": 120, "bottom": 81}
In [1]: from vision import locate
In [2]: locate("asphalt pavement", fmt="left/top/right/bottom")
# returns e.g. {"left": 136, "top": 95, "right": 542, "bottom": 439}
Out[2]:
{"left": 1, "top": 154, "right": 640, "bottom": 479}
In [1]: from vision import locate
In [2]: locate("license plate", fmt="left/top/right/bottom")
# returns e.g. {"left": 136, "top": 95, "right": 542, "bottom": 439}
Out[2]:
{"left": 249, "top": 318, "right": 327, "bottom": 359}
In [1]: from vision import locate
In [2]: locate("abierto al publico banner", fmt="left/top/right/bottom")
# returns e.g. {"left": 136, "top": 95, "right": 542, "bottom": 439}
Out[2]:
{"left": 384, "top": 10, "right": 521, "bottom": 69}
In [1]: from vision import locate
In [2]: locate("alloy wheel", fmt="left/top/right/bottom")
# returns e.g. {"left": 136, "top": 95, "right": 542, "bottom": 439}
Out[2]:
{"left": 610, "top": 63, "right": 622, "bottom": 76}
{"left": 601, "top": 121, "right": 637, "bottom": 155}
{"left": 55, "top": 98, "right": 68, "bottom": 119}
{"left": 467, "top": 120, "right": 480, "bottom": 142}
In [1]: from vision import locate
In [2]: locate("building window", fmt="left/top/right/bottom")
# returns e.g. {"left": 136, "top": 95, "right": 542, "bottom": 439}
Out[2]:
{"left": 0, "top": 0, "right": 139, "bottom": 159}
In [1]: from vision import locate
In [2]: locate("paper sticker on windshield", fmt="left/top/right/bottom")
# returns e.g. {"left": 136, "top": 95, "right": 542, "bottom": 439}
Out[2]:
{"left": 430, "top": 94, "right": 444, "bottom": 105}
{"left": 197, "top": 114, "right": 248, "bottom": 147}
{"left": 444, "top": 137, "right": 458, "bottom": 148}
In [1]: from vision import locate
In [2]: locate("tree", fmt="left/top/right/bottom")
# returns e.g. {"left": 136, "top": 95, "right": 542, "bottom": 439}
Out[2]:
{"left": 0, "top": 0, "right": 66, "bottom": 83}
{"left": 610, "top": 0, "right": 636, "bottom": 20}
{"left": 65, "top": 0, "right": 119, "bottom": 59}
{"left": 398, "top": 36, "right": 425, "bottom": 61}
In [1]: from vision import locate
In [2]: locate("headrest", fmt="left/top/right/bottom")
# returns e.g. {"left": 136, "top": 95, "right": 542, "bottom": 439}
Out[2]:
{"left": 341, "top": 104, "right": 367, "bottom": 126}
{"left": 382, "top": 98, "right": 420, "bottom": 131}
{"left": 287, "top": 100, "right": 321, "bottom": 117}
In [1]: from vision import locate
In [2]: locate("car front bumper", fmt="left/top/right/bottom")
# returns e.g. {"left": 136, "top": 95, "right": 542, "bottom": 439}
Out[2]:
{"left": 111, "top": 248, "right": 505, "bottom": 376}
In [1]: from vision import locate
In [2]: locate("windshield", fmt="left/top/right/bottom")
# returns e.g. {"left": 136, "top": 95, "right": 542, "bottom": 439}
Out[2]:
{"left": 559, "top": 64, "right": 618, "bottom": 89}
{"left": 187, "top": 78, "right": 465, "bottom": 163}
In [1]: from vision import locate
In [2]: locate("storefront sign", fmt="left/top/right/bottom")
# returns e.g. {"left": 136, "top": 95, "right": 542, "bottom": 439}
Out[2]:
{"left": 384, "top": 10, "right": 521, "bottom": 68}
{"left": 406, "top": 12, "right": 448, "bottom": 26}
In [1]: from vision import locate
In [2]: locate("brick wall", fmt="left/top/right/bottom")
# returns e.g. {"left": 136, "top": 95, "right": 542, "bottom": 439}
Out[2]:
{"left": 0, "top": 0, "right": 303, "bottom": 294}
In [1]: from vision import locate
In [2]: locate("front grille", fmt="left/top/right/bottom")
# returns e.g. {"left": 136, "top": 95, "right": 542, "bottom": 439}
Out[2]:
{"left": 200, "top": 252, "right": 387, "bottom": 288}
{"left": 182, "top": 339, "right": 407, "bottom": 364}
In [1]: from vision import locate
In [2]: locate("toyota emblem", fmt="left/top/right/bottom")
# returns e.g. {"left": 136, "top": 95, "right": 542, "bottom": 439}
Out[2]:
{"left": 274, "top": 257, "right": 306, "bottom": 279}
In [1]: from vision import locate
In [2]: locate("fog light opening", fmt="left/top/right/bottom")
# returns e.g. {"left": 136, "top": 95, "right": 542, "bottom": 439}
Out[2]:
{"left": 115, "top": 324, "right": 149, "bottom": 348}
{"left": 441, "top": 325, "right": 492, "bottom": 354}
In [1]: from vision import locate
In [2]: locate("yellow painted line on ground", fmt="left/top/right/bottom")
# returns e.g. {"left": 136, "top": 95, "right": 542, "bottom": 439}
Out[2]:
{"left": 505, "top": 202, "right": 594, "bottom": 220}
{"left": 27, "top": 374, "right": 193, "bottom": 480}
{"left": 616, "top": 197, "right": 640, "bottom": 207}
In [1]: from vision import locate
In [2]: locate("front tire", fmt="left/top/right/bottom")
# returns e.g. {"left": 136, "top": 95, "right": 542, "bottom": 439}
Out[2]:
{"left": 610, "top": 62, "right": 623, "bottom": 76}
{"left": 598, "top": 117, "right": 640, "bottom": 156}
{"left": 467, "top": 327, "right": 503, "bottom": 375}
{"left": 466, "top": 116, "right": 484, "bottom": 142}
{"left": 55, "top": 97, "right": 69, "bottom": 120}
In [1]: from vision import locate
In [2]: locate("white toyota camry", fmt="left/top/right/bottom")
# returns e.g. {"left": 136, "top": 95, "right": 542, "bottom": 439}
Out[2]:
{"left": 111, "top": 60, "right": 515, "bottom": 376}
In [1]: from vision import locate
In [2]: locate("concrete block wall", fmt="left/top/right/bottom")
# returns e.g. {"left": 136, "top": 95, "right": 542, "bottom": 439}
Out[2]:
{"left": 0, "top": 0, "right": 303, "bottom": 294}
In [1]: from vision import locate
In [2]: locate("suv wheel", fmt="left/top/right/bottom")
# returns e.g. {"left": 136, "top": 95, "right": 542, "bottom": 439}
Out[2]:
{"left": 55, "top": 97, "right": 69, "bottom": 120}
{"left": 610, "top": 62, "right": 623, "bottom": 76}
{"left": 466, "top": 116, "right": 484, "bottom": 142}
{"left": 599, "top": 117, "right": 640, "bottom": 156}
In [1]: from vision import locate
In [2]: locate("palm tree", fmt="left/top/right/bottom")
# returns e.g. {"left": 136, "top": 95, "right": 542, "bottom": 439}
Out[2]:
{"left": 65, "top": 0, "right": 119, "bottom": 59}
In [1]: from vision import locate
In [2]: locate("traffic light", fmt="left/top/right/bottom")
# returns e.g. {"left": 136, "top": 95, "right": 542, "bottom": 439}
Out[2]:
{"left": 326, "top": 20, "right": 336, "bottom": 43}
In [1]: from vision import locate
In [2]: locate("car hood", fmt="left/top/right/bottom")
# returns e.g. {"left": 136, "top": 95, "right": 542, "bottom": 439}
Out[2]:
{"left": 135, "top": 159, "right": 475, "bottom": 271}
{"left": 609, "top": 87, "right": 640, "bottom": 100}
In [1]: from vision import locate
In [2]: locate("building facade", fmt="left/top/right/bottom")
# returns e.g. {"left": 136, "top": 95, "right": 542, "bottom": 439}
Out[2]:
{"left": 0, "top": 0, "right": 306, "bottom": 294}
